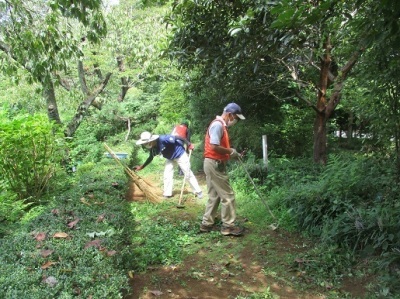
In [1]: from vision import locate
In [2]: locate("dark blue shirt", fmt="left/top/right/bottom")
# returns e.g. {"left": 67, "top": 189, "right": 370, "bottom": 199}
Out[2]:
{"left": 156, "top": 135, "right": 185, "bottom": 159}
{"left": 141, "top": 135, "right": 186, "bottom": 168}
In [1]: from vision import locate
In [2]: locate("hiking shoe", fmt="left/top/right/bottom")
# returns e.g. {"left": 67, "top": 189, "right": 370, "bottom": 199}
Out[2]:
{"left": 195, "top": 191, "right": 203, "bottom": 199}
{"left": 221, "top": 226, "right": 244, "bottom": 236}
{"left": 200, "top": 223, "right": 214, "bottom": 233}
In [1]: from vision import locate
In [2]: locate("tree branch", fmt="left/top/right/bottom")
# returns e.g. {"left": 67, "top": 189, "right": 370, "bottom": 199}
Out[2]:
{"left": 64, "top": 72, "right": 112, "bottom": 137}
{"left": 325, "top": 48, "right": 363, "bottom": 117}
{"left": 78, "top": 60, "right": 89, "bottom": 95}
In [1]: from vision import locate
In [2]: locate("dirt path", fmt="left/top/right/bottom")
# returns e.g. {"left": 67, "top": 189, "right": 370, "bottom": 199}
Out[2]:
{"left": 124, "top": 172, "right": 369, "bottom": 299}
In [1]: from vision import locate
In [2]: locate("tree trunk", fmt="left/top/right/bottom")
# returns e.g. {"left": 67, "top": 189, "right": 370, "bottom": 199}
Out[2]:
{"left": 117, "top": 56, "right": 130, "bottom": 102}
{"left": 347, "top": 111, "right": 354, "bottom": 141}
{"left": 312, "top": 36, "right": 363, "bottom": 164}
{"left": 78, "top": 60, "right": 102, "bottom": 110}
{"left": 42, "top": 78, "right": 62, "bottom": 124}
{"left": 313, "top": 37, "right": 331, "bottom": 165}
{"left": 313, "top": 112, "right": 327, "bottom": 164}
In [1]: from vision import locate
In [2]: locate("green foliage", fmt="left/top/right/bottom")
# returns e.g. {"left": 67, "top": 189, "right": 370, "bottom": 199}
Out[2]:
{"left": 377, "top": 248, "right": 400, "bottom": 297}
{"left": 0, "top": 112, "right": 64, "bottom": 200}
{"left": 0, "top": 189, "right": 30, "bottom": 230}
{"left": 130, "top": 211, "right": 199, "bottom": 271}
{"left": 0, "top": 77, "right": 44, "bottom": 113}
{"left": 282, "top": 155, "right": 398, "bottom": 244}
{"left": 1, "top": 0, "right": 106, "bottom": 83}
{"left": 159, "top": 80, "right": 189, "bottom": 123}
{"left": 290, "top": 245, "right": 356, "bottom": 288}
{"left": 0, "top": 161, "right": 135, "bottom": 298}
{"left": 234, "top": 289, "right": 277, "bottom": 299}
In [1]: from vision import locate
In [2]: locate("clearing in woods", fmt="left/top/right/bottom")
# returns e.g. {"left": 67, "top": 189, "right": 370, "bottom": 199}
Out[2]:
{"left": 124, "top": 172, "right": 372, "bottom": 299}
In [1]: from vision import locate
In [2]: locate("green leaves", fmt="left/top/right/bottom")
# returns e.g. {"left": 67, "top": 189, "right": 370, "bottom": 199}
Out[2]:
{"left": 0, "top": 112, "right": 64, "bottom": 200}
{"left": 1, "top": 0, "right": 106, "bottom": 83}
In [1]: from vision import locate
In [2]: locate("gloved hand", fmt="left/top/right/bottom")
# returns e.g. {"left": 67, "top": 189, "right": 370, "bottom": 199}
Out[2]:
{"left": 188, "top": 143, "right": 195, "bottom": 151}
{"left": 230, "top": 148, "right": 240, "bottom": 159}
{"left": 133, "top": 165, "right": 143, "bottom": 171}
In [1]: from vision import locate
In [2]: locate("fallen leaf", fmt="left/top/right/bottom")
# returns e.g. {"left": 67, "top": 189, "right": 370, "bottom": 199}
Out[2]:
{"left": 67, "top": 218, "right": 80, "bottom": 229}
{"left": 96, "top": 214, "right": 106, "bottom": 222}
{"left": 128, "top": 271, "right": 134, "bottom": 278}
{"left": 53, "top": 232, "right": 69, "bottom": 238}
{"left": 41, "top": 261, "right": 57, "bottom": 269}
{"left": 80, "top": 197, "right": 91, "bottom": 206}
{"left": 43, "top": 276, "right": 58, "bottom": 287}
{"left": 150, "top": 290, "right": 163, "bottom": 296}
{"left": 40, "top": 249, "right": 54, "bottom": 258}
{"left": 294, "top": 258, "right": 304, "bottom": 263}
{"left": 84, "top": 239, "right": 102, "bottom": 249}
{"left": 107, "top": 250, "right": 117, "bottom": 256}
{"left": 35, "top": 232, "right": 46, "bottom": 241}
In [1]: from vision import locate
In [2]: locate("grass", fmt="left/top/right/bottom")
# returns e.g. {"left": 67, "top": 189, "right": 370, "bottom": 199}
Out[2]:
{"left": 0, "top": 158, "right": 134, "bottom": 298}
{"left": 0, "top": 153, "right": 379, "bottom": 298}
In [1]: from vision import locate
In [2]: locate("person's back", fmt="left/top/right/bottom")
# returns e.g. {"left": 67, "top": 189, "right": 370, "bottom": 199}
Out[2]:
{"left": 171, "top": 121, "right": 191, "bottom": 175}
{"left": 171, "top": 120, "right": 190, "bottom": 142}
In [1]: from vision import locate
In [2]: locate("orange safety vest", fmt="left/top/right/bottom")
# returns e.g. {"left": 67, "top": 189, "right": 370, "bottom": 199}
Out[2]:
{"left": 204, "top": 119, "right": 230, "bottom": 161}
{"left": 171, "top": 124, "right": 188, "bottom": 139}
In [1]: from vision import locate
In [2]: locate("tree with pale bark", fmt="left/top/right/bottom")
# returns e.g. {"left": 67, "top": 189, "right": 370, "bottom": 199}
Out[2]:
{"left": 0, "top": 0, "right": 109, "bottom": 137}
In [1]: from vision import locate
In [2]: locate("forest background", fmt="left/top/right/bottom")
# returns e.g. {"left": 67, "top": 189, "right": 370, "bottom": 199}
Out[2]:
{"left": 1, "top": 0, "right": 400, "bottom": 298}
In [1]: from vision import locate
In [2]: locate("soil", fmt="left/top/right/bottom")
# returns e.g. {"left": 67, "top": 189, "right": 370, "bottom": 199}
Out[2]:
{"left": 123, "top": 172, "right": 371, "bottom": 299}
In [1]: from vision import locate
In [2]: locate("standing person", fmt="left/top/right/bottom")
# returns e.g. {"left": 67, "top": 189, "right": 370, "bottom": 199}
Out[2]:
{"left": 133, "top": 131, "right": 203, "bottom": 199}
{"left": 171, "top": 120, "right": 191, "bottom": 175}
{"left": 200, "top": 103, "right": 245, "bottom": 236}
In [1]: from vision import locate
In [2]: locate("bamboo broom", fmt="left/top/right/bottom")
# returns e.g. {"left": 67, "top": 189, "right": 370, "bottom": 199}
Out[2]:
{"left": 103, "top": 143, "right": 162, "bottom": 203}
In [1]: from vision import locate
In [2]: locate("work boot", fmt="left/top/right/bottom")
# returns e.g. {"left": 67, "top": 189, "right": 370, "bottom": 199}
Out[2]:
{"left": 199, "top": 223, "right": 214, "bottom": 233}
{"left": 220, "top": 226, "right": 244, "bottom": 236}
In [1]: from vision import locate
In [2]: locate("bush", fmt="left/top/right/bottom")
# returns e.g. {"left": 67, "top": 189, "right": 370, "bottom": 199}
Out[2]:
{"left": 0, "top": 112, "right": 64, "bottom": 200}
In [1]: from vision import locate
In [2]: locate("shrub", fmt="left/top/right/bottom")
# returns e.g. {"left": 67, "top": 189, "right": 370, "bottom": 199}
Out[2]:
{"left": 0, "top": 112, "right": 64, "bottom": 200}
{"left": 283, "top": 154, "right": 400, "bottom": 253}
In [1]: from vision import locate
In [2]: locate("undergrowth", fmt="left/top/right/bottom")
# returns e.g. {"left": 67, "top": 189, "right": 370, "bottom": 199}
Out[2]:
{"left": 0, "top": 159, "right": 135, "bottom": 298}
{"left": 233, "top": 153, "right": 400, "bottom": 297}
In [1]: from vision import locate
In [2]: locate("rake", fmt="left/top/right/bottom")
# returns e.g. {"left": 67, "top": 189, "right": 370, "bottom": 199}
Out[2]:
{"left": 238, "top": 156, "right": 279, "bottom": 230}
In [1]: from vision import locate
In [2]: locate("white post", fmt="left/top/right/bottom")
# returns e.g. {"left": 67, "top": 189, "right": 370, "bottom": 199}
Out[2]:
{"left": 262, "top": 135, "right": 268, "bottom": 167}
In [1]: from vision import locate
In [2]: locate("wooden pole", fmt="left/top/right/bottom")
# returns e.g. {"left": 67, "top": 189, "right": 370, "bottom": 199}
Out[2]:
{"left": 262, "top": 135, "right": 268, "bottom": 167}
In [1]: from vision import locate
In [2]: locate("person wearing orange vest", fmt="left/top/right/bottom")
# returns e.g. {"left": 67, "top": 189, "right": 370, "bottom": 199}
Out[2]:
{"left": 171, "top": 120, "right": 191, "bottom": 175}
{"left": 171, "top": 120, "right": 191, "bottom": 146}
{"left": 200, "top": 103, "right": 245, "bottom": 236}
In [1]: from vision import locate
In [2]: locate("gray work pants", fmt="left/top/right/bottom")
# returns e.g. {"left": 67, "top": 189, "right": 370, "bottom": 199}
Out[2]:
{"left": 202, "top": 158, "right": 236, "bottom": 227}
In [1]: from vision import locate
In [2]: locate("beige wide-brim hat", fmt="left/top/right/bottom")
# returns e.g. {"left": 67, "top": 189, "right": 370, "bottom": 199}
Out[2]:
{"left": 136, "top": 131, "right": 159, "bottom": 145}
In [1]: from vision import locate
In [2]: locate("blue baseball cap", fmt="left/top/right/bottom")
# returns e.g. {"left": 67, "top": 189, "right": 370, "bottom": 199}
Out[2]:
{"left": 223, "top": 103, "right": 245, "bottom": 120}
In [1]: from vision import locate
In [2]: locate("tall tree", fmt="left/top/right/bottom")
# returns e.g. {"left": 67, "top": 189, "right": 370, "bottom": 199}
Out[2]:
{"left": 0, "top": 0, "right": 107, "bottom": 130}
{"left": 166, "top": 0, "right": 400, "bottom": 164}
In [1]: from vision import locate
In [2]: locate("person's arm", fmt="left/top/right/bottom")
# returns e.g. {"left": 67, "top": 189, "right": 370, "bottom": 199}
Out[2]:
{"left": 133, "top": 150, "right": 155, "bottom": 171}
{"left": 210, "top": 144, "right": 232, "bottom": 155}
{"left": 175, "top": 136, "right": 194, "bottom": 150}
